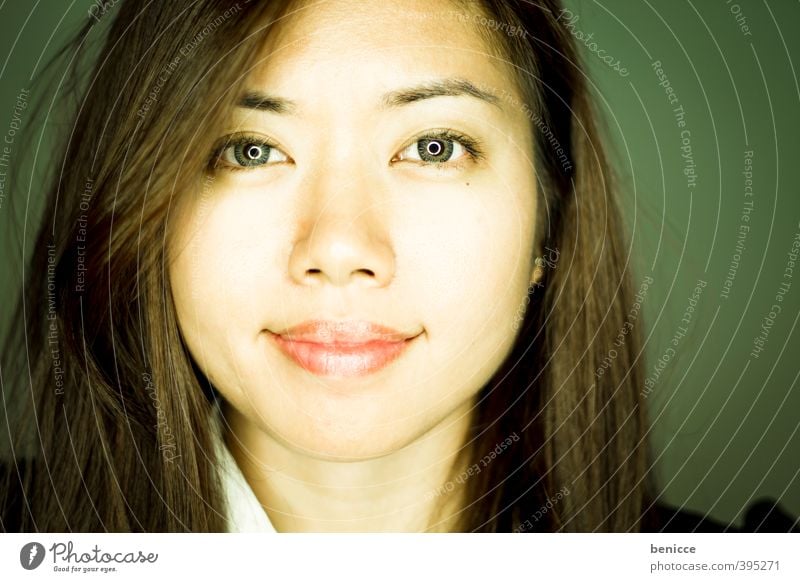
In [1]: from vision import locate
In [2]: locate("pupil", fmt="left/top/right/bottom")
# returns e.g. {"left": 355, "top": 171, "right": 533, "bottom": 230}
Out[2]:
{"left": 426, "top": 141, "right": 443, "bottom": 156}
{"left": 245, "top": 145, "right": 262, "bottom": 160}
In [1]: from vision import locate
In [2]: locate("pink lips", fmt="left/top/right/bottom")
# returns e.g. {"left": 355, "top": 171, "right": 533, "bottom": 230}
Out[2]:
{"left": 269, "top": 320, "right": 418, "bottom": 378}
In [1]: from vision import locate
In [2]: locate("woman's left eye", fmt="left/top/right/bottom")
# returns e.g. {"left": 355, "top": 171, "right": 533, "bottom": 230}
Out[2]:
{"left": 394, "top": 131, "right": 481, "bottom": 166}
{"left": 213, "top": 137, "right": 289, "bottom": 169}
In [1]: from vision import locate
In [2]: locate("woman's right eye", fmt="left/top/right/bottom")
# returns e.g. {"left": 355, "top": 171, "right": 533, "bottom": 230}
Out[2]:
{"left": 212, "top": 137, "right": 289, "bottom": 170}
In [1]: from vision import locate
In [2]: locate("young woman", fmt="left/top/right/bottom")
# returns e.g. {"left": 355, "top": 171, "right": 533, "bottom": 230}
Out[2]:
{"left": 2, "top": 0, "right": 788, "bottom": 533}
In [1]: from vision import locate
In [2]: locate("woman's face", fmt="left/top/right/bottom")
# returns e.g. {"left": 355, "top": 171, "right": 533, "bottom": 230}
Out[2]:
{"left": 169, "top": 0, "right": 539, "bottom": 459}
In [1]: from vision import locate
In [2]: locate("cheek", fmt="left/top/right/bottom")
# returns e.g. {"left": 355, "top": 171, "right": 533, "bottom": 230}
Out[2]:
{"left": 167, "top": 193, "right": 284, "bottom": 383}
{"left": 395, "top": 176, "right": 537, "bottom": 377}
{"left": 170, "top": 192, "right": 283, "bottom": 319}
{"left": 403, "top": 185, "right": 535, "bottom": 323}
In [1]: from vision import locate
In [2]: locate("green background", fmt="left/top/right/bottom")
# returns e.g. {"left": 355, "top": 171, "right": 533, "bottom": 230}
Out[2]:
{"left": 1, "top": 0, "right": 798, "bottom": 528}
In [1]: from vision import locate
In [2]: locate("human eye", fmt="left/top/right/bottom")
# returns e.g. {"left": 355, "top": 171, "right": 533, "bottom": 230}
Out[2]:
{"left": 208, "top": 133, "right": 290, "bottom": 171}
{"left": 392, "top": 129, "right": 484, "bottom": 168}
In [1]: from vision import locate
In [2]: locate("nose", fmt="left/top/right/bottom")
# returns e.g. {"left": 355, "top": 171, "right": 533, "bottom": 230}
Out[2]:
{"left": 288, "top": 169, "right": 395, "bottom": 288}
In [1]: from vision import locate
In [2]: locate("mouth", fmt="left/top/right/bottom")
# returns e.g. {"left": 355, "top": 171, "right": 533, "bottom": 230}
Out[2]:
{"left": 267, "top": 320, "right": 421, "bottom": 378}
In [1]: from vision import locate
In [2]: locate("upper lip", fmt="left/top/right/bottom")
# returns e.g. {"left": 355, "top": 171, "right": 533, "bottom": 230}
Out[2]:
{"left": 271, "top": 320, "right": 418, "bottom": 344}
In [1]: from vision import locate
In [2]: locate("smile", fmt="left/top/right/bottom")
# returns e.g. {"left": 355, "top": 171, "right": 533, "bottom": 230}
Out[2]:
{"left": 267, "top": 320, "right": 420, "bottom": 378}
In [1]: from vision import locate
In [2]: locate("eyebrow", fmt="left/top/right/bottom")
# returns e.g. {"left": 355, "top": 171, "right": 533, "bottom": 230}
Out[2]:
{"left": 238, "top": 91, "right": 295, "bottom": 114}
{"left": 236, "top": 78, "right": 501, "bottom": 114}
{"left": 381, "top": 78, "right": 501, "bottom": 109}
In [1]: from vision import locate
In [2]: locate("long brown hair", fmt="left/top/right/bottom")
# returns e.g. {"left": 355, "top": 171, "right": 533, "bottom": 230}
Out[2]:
{"left": 1, "top": 0, "right": 651, "bottom": 532}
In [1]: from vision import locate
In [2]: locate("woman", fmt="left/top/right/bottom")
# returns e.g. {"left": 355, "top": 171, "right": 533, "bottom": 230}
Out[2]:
{"left": 0, "top": 0, "right": 790, "bottom": 533}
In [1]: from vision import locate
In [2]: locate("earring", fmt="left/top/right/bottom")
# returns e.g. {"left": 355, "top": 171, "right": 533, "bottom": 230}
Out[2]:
{"left": 530, "top": 257, "right": 546, "bottom": 288}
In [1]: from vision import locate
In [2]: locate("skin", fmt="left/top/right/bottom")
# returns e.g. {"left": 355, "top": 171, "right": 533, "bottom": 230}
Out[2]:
{"left": 169, "top": 0, "right": 541, "bottom": 531}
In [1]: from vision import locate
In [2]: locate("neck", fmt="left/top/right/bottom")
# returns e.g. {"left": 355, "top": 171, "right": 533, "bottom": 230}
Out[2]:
{"left": 222, "top": 398, "right": 475, "bottom": 532}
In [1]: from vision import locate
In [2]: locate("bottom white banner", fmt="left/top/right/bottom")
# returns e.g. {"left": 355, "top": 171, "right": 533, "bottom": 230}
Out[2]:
{"left": 1, "top": 533, "right": 797, "bottom": 581}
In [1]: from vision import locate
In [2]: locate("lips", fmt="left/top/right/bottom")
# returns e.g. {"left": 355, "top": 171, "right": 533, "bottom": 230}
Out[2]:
{"left": 268, "top": 320, "right": 419, "bottom": 378}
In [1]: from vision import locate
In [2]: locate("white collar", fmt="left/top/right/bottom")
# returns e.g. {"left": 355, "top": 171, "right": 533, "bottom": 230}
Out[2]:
{"left": 211, "top": 401, "right": 277, "bottom": 533}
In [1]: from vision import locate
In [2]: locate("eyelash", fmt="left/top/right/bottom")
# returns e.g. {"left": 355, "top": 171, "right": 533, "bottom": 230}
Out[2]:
{"left": 207, "top": 129, "right": 484, "bottom": 172}
{"left": 207, "top": 133, "right": 284, "bottom": 172}
{"left": 395, "top": 129, "right": 484, "bottom": 169}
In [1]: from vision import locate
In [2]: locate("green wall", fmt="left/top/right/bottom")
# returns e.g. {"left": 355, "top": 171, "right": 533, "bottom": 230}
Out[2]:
{"left": 561, "top": 0, "right": 799, "bottom": 526}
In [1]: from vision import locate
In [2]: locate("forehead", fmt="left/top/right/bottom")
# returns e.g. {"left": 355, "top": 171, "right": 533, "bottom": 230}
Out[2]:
{"left": 267, "top": 0, "right": 489, "bottom": 51}
{"left": 245, "top": 0, "right": 516, "bottom": 106}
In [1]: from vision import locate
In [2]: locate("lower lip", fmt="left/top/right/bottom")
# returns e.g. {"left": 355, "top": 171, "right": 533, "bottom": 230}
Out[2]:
{"left": 269, "top": 333, "right": 416, "bottom": 378}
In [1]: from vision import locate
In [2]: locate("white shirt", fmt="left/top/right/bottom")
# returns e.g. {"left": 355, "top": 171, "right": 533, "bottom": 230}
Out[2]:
{"left": 211, "top": 402, "right": 277, "bottom": 533}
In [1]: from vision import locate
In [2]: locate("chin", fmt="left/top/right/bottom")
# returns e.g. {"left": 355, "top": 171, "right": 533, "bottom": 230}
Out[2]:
{"left": 281, "top": 427, "right": 419, "bottom": 462}
{"left": 264, "top": 409, "right": 430, "bottom": 462}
